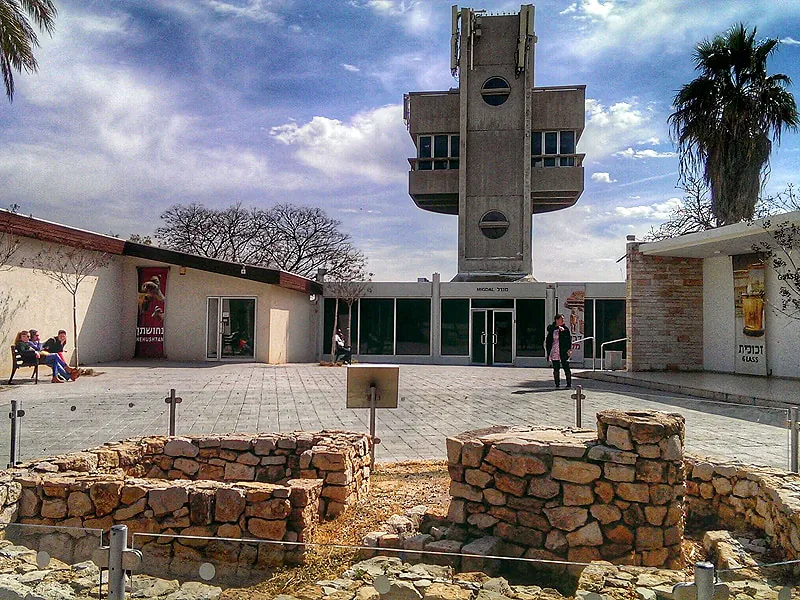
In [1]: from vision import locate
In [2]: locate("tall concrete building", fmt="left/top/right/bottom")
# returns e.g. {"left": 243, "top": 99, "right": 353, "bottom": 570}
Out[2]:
{"left": 404, "top": 5, "right": 585, "bottom": 281}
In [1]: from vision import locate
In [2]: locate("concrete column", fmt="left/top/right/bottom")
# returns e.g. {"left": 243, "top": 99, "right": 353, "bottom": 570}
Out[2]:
{"left": 432, "top": 272, "right": 441, "bottom": 360}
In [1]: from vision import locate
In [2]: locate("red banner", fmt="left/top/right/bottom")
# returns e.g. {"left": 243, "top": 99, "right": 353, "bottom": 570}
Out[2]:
{"left": 135, "top": 267, "right": 168, "bottom": 358}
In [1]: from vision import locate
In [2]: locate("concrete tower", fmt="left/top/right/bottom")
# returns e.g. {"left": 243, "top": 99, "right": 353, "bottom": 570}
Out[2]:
{"left": 404, "top": 5, "right": 585, "bottom": 281}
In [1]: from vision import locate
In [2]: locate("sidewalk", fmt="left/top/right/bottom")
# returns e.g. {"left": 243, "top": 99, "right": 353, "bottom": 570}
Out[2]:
{"left": 575, "top": 369, "right": 800, "bottom": 409}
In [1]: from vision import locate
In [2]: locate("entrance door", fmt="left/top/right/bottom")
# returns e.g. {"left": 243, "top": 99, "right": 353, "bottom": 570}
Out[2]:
{"left": 471, "top": 309, "right": 515, "bottom": 366}
{"left": 206, "top": 297, "right": 256, "bottom": 360}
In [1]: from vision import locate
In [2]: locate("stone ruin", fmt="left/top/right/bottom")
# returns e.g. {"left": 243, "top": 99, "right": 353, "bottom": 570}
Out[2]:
{"left": 0, "top": 430, "right": 372, "bottom": 581}
{"left": 363, "top": 410, "right": 687, "bottom": 571}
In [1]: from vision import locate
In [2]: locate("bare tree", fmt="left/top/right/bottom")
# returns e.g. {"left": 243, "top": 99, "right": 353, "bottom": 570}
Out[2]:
{"left": 326, "top": 265, "right": 372, "bottom": 362}
{"left": 646, "top": 180, "right": 799, "bottom": 242}
{"left": 155, "top": 202, "right": 364, "bottom": 279}
{"left": 752, "top": 219, "right": 800, "bottom": 320}
{"left": 28, "top": 245, "right": 111, "bottom": 366}
{"left": 0, "top": 232, "right": 20, "bottom": 270}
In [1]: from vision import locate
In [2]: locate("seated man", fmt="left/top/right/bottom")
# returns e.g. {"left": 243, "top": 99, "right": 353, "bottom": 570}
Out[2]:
{"left": 28, "top": 329, "right": 77, "bottom": 383}
{"left": 334, "top": 328, "right": 352, "bottom": 364}
{"left": 42, "top": 329, "right": 79, "bottom": 381}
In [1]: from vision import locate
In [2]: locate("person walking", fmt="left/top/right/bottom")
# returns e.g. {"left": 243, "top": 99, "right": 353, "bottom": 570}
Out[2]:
{"left": 545, "top": 313, "right": 572, "bottom": 389}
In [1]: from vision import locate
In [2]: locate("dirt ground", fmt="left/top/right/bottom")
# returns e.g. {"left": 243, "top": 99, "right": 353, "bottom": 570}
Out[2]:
{"left": 222, "top": 461, "right": 451, "bottom": 599}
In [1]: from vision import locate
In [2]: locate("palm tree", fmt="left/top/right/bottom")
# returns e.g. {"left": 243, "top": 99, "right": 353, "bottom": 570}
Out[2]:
{"left": 0, "top": 0, "right": 57, "bottom": 102}
{"left": 669, "top": 23, "right": 798, "bottom": 226}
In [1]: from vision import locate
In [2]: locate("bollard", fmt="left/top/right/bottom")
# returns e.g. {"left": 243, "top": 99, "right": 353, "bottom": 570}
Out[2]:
{"left": 108, "top": 525, "right": 128, "bottom": 599}
{"left": 791, "top": 407, "right": 799, "bottom": 473}
{"left": 695, "top": 561, "right": 715, "bottom": 600}
{"left": 7, "top": 400, "right": 24, "bottom": 468}
{"left": 164, "top": 389, "right": 183, "bottom": 436}
{"left": 570, "top": 385, "right": 585, "bottom": 428}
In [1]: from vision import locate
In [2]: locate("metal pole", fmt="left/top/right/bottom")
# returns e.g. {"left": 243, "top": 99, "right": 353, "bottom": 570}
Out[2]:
{"left": 575, "top": 385, "right": 582, "bottom": 428}
{"left": 169, "top": 389, "right": 176, "bottom": 436}
{"left": 791, "top": 407, "right": 799, "bottom": 473}
{"left": 108, "top": 524, "right": 128, "bottom": 599}
{"left": 369, "top": 385, "right": 377, "bottom": 468}
{"left": 695, "top": 561, "right": 715, "bottom": 600}
{"left": 8, "top": 400, "right": 20, "bottom": 467}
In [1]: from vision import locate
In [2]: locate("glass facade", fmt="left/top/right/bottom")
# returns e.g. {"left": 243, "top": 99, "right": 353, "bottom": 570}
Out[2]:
{"left": 359, "top": 298, "right": 395, "bottom": 355}
{"left": 441, "top": 299, "right": 469, "bottom": 355}
{"left": 322, "top": 298, "right": 359, "bottom": 354}
{"left": 584, "top": 299, "right": 626, "bottom": 359}
{"left": 515, "top": 299, "right": 546, "bottom": 357}
{"left": 396, "top": 299, "right": 431, "bottom": 355}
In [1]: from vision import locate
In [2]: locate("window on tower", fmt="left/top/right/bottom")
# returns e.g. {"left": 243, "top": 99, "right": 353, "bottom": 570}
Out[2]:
{"left": 531, "top": 130, "right": 578, "bottom": 168}
{"left": 416, "top": 134, "right": 459, "bottom": 170}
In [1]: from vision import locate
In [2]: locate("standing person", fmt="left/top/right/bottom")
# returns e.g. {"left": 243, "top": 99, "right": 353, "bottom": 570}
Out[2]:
{"left": 545, "top": 314, "right": 572, "bottom": 389}
{"left": 29, "top": 329, "right": 74, "bottom": 383}
{"left": 43, "top": 330, "right": 80, "bottom": 380}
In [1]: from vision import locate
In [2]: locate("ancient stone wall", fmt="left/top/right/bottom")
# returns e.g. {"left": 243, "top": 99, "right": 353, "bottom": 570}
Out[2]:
{"left": 19, "top": 431, "right": 371, "bottom": 518}
{"left": 685, "top": 455, "right": 800, "bottom": 562}
{"left": 626, "top": 240, "right": 703, "bottom": 371}
{"left": 2, "top": 430, "right": 370, "bottom": 579}
{"left": 444, "top": 411, "right": 686, "bottom": 568}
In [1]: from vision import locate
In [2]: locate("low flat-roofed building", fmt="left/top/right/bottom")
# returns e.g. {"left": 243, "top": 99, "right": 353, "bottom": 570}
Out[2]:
{"left": 0, "top": 210, "right": 321, "bottom": 375}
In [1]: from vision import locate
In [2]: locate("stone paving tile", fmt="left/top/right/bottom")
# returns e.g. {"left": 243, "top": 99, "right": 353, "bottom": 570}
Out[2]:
{"left": 0, "top": 362, "right": 791, "bottom": 469}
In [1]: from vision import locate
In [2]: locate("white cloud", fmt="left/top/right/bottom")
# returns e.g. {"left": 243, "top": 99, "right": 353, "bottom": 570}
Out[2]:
{"left": 579, "top": 98, "right": 663, "bottom": 161}
{"left": 204, "top": 0, "right": 283, "bottom": 23}
{"left": 591, "top": 172, "right": 617, "bottom": 183}
{"left": 562, "top": 0, "right": 800, "bottom": 59}
{"left": 342, "top": 63, "right": 360, "bottom": 72}
{"left": 353, "top": 1, "right": 435, "bottom": 36}
{"left": 614, "top": 147, "right": 676, "bottom": 159}
{"left": 639, "top": 137, "right": 661, "bottom": 146}
{"left": 614, "top": 198, "right": 682, "bottom": 220}
{"left": 781, "top": 37, "right": 800, "bottom": 45}
{"left": 269, "top": 104, "right": 411, "bottom": 184}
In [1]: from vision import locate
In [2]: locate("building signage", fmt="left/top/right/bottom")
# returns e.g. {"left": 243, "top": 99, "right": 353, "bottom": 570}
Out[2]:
{"left": 475, "top": 286, "right": 510, "bottom": 292}
{"left": 732, "top": 254, "right": 766, "bottom": 376}
{"left": 136, "top": 267, "right": 168, "bottom": 358}
{"left": 557, "top": 284, "right": 585, "bottom": 363}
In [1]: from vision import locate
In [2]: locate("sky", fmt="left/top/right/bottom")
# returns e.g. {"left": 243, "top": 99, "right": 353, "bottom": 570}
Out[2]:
{"left": 1, "top": 0, "right": 799, "bottom": 283}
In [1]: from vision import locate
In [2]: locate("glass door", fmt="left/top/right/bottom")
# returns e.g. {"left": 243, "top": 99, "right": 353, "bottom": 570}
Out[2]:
{"left": 471, "top": 310, "right": 488, "bottom": 365}
{"left": 493, "top": 310, "right": 514, "bottom": 365}
{"left": 206, "top": 297, "right": 256, "bottom": 360}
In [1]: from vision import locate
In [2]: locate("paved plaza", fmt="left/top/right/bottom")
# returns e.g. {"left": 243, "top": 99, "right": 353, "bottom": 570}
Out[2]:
{"left": 0, "top": 362, "right": 792, "bottom": 469}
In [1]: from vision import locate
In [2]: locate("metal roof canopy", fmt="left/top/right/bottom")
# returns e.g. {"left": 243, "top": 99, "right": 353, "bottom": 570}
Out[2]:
{"left": 638, "top": 210, "right": 800, "bottom": 259}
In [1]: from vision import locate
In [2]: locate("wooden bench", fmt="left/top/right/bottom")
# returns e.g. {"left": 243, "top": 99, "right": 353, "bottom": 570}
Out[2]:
{"left": 9, "top": 346, "right": 39, "bottom": 384}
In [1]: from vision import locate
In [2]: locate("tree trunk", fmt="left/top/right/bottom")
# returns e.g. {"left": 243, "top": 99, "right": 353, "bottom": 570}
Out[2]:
{"left": 346, "top": 301, "right": 354, "bottom": 348}
{"left": 329, "top": 297, "right": 339, "bottom": 362}
{"left": 72, "top": 293, "right": 79, "bottom": 367}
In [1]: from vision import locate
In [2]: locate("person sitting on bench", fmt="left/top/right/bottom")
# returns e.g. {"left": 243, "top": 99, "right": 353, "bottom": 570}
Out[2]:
{"left": 29, "top": 329, "right": 76, "bottom": 383}
{"left": 334, "top": 328, "right": 352, "bottom": 364}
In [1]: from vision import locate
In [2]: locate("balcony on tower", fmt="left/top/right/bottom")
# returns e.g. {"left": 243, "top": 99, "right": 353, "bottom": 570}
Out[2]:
{"left": 530, "top": 85, "right": 586, "bottom": 213}
{"left": 404, "top": 90, "right": 460, "bottom": 215}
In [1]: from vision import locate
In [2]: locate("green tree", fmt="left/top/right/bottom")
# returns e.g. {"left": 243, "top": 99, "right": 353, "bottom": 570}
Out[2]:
{"left": 669, "top": 23, "right": 798, "bottom": 226}
{"left": 1, "top": 0, "right": 57, "bottom": 102}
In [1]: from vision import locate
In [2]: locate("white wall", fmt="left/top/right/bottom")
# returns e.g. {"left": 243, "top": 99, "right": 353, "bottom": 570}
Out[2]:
{"left": 120, "top": 257, "right": 316, "bottom": 363}
{"left": 703, "top": 256, "right": 735, "bottom": 373}
{"left": 765, "top": 252, "right": 800, "bottom": 378}
{"left": 0, "top": 237, "right": 125, "bottom": 374}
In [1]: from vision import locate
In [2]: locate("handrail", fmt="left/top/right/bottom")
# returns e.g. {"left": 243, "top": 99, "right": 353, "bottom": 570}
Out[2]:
{"left": 600, "top": 337, "right": 629, "bottom": 370}
{"left": 571, "top": 336, "right": 594, "bottom": 371}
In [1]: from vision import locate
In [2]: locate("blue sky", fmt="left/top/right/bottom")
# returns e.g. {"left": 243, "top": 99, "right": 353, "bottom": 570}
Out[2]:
{"left": 1, "top": 0, "right": 799, "bottom": 282}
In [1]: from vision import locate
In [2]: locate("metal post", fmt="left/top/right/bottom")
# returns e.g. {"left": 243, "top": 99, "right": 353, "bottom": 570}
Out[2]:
{"left": 8, "top": 400, "right": 21, "bottom": 468}
{"left": 164, "top": 389, "right": 182, "bottom": 437}
{"left": 695, "top": 561, "right": 715, "bottom": 600}
{"left": 108, "top": 524, "right": 128, "bottom": 599}
{"left": 575, "top": 385, "right": 582, "bottom": 428}
{"left": 369, "top": 385, "right": 377, "bottom": 467}
{"left": 791, "top": 407, "right": 799, "bottom": 473}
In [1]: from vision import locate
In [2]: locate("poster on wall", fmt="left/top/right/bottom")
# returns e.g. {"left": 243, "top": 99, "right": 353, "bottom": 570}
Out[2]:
{"left": 136, "top": 267, "right": 168, "bottom": 358}
{"left": 556, "top": 284, "right": 585, "bottom": 363}
{"left": 732, "top": 254, "right": 766, "bottom": 376}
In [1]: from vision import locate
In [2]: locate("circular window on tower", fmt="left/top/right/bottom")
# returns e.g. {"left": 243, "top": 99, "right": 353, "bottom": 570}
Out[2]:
{"left": 479, "top": 211, "right": 509, "bottom": 239}
{"left": 481, "top": 77, "right": 510, "bottom": 106}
